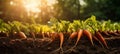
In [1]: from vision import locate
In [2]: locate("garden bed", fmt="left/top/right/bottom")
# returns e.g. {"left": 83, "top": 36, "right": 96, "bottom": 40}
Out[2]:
{"left": 0, "top": 36, "right": 120, "bottom": 54}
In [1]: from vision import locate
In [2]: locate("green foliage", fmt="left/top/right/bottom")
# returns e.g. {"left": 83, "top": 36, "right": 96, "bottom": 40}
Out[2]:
{"left": 0, "top": 19, "right": 7, "bottom": 31}
{"left": 68, "top": 20, "right": 81, "bottom": 32}
{"left": 0, "top": 15, "right": 120, "bottom": 35}
{"left": 8, "top": 21, "right": 23, "bottom": 32}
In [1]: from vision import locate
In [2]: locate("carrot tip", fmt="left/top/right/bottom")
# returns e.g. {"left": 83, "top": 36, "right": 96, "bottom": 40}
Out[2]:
{"left": 91, "top": 40, "right": 94, "bottom": 46}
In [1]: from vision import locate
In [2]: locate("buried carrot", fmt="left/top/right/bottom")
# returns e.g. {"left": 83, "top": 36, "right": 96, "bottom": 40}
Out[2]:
{"left": 93, "top": 36, "right": 104, "bottom": 48}
{"left": 16, "top": 32, "right": 27, "bottom": 39}
{"left": 59, "top": 32, "right": 64, "bottom": 49}
{"left": 83, "top": 30, "right": 94, "bottom": 46}
{"left": 69, "top": 32, "right": 78, "bottom": 39}
{"left": 65, "top": 29, "right": 83, "bottom": 52}
{"left": 50, "top": 32, "right": 59, "bottom": 41}
{"left": 95, "top": 31, "right": 108, "bottom": 49}
{"left": 108, "top": 31, "right": 120, "bottom": 36}
{"left": 50, "top": 32, "right": 64, "bottom": 54}
{"left": 29, "top": 32, "right": 35, "bottom": 38}
{"left": 74, "top": 29, "right": 83, "bottom": 46}
{"left": 102, "top": 31, "right": 110, "bottom": 36}
{"left": 104, "top": 30, "right": 120, "bottom": 37}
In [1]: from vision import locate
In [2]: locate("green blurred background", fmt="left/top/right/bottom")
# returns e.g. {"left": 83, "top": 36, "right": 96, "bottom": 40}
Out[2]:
{"left": 0, "top": 0, "right": 120, "bottom": 24}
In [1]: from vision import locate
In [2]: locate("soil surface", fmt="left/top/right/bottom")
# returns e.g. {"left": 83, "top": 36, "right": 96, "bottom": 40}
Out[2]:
{"left": 0, "top": 36, "right": 120, "bottom": 54}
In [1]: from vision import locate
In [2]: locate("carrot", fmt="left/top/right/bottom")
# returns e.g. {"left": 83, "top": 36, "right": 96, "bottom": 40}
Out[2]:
{"left": 65, "top": 29, "right": 83, "bottom": 53}
{"left": 74, "top": 29, "right": 83, "bottom": 46}
{"left": 93, "top": 36, "right": 99, "bottom": 41}
{"left": 83, "top": 30, "right": 94, "bottom": 46}
{"left": 95, "top": 31, "right": 108, "bottom": 49}
{"left": 46, "top": 32, "right": 50, "bottom": 37}
{"left": 69, "top": 32, "right": 78, "bottom": 39}
{"left": 54, "top": 32, "right": 59, "bottom": 38}
{"left": 110, "top": 32, "right": 120, "bottom": 36}
{"left": 93, "top": 36, "right": 104, "bottom": 48}
{"left": 36, "top": 32, "right": 42, "bottom": 38}
{"left": 108, "top": 31, "right": 120, "bottom": 36}
{"left": 43, "top": 32, "right": 49, "bottom": 37}
{"left": 44, "top": 32, "right": 50, "bottom": 37}
{"left": 59, "top": 32, "right": 64, "bottom": 48}
{"left": 42, "top": 32, "right": 46, "bottom": 38}
{"left": 29, "top": 32, "right": 35, "bottom": 38}
{"left": 50, "top": 32, "right": 64, "bottom": 54}
{"left": 17, "top": 32, "right": 27, "bottom": 39}
{"left": 102, "top": 31, "right": 110, "bottom": 36}
{"left": 50, "top": 32, "right": 58, "bottom": 40}
{"left": 107, "top": 31, "right": 113, "bottom": 35}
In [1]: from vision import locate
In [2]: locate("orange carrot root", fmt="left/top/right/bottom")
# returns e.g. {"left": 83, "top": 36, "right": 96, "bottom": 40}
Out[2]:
{"left": 50, "top": 32, "right": 64, "bottom": 54}
{"left": 30, "top": 32, "right": 35, "bottom": 38}
{"left": 93, "top": 36, "right": 104, "bottom": 48}
{"left": 102, "top": 31, "right": 110, "bottom": 36}
{"left": 69, "top": 32, "right": 78, "bottom": 39}
{"left": 14, "top": 32, "right": 27, "bottom": 39}
{"left": 75, "top": 29, "right": 83, "bottom": 46}
{"left": 83, "top": 30, "right": 94, "bottom": 46}
{"left": 59, "top": 32, "right": 64, "bottom": 48}
{"left": 95, "top": 31, "right": 108, "bottom": 49}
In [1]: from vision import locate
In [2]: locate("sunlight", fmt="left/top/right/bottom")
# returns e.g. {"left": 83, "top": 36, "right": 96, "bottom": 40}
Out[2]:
{"left": 79, "top": 0, "right": 87, "bottom": 6}
{"left": 47, "top": 0, "right": 57, "bottom": 6}
{"left": 23, "top": 0, "right": 41, "bottom": 13}
{"left": 22, "top": 0, "right": 56, "bottom": 13}
{"left": 10, "top": 1, "right": 14, "bottom": 5}
{"left": 10, "top": 1, "right": 16, "bottom": 6}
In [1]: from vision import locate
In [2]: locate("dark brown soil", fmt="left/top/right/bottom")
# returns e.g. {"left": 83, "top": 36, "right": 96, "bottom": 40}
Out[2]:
{"left": 0, "top": 36, "right": 120, "bottom": 54}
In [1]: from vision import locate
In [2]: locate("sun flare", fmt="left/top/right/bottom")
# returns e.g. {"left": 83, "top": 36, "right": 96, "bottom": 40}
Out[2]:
{"left": 22, "top": 0, "right": 56, "bottom": 13}
{"left": 23, "top": 0, "right": 41, "bottom": 13}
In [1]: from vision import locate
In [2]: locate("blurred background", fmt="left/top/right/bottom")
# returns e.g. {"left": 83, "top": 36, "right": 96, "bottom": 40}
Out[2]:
{"left": 0, "top": 0, "right": 120, "bottom": 24}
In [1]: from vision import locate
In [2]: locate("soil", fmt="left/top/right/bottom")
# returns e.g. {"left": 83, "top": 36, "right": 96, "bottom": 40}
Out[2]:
{"left": 0, "top": 36, "right": 120, "bottom": 54}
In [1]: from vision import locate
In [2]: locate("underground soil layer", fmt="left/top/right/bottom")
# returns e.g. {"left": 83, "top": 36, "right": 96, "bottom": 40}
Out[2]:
{"left": 0, "top": 37, "right": 120, "bottom": 54}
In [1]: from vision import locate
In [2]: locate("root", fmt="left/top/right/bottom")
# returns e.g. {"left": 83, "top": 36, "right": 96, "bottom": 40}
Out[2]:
{"left": 50, "top": 47, "right": 64, "bottom": 54}
{"left": 105, "top": 37, "right": 120, "bottom": 40}
{"left": 65, "top": 46, "right": 76, "bottom": 53}
{"left": 41, "top": 40, "right": 53, "bottom": 47}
